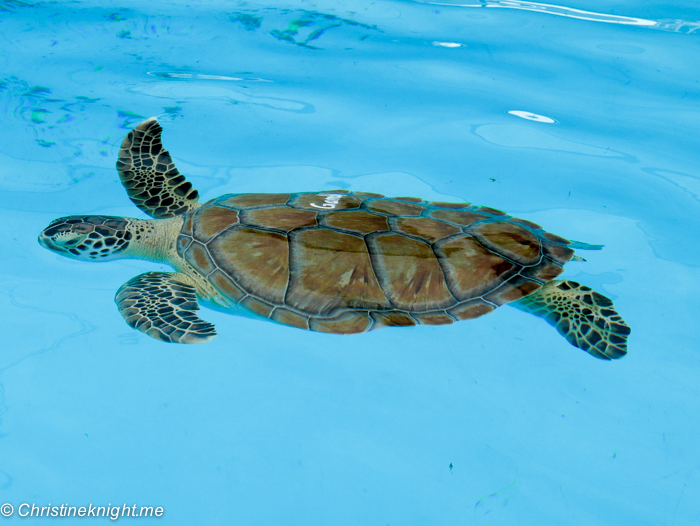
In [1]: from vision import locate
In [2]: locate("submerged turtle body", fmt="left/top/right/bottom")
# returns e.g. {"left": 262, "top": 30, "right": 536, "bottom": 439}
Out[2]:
{"left": 39, "top": 117, "right": 631, "bottom": 360}
{"left": 178, "top": 191, "right": 574, "bottom": 334}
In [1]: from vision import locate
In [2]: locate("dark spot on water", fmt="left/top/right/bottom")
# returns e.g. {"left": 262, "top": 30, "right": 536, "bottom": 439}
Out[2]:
{"left": 106, "top": 12, "right": 127, "bottom": 21}
{"left": 229, "top": 12, "right": 262, "bottom": 31}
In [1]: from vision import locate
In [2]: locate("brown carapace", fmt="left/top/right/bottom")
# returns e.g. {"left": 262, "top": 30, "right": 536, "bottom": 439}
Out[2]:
{"left": 177, "top": 190, "right": 573, "bottom": 335}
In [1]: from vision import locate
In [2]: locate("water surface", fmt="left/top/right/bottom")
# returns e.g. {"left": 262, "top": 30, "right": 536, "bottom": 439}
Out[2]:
{"left": 1, "top": 0, "right": 699, "bottom": 524}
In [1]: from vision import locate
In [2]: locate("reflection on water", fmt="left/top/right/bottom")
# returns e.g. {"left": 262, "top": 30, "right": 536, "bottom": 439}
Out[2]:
{"left": 147, "top": 72, "right": 273, "bottom": 82}
{"left": 229, "top": 8, "right": 381, "bottom": 49}
{"left": 432, "top": 41, "right": 464, "bottom": 47}
{"left": 507, "top": 110, "right": 555, "bottom": 123}
{"left": 413, "top": 0, "right": 700, "bottom": 33}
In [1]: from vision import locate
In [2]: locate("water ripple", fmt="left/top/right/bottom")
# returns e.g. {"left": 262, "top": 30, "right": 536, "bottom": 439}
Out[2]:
{"left": 413, "top": 0, "right": 700, "bottom": 33}
{"left": 228, "top": 8, "right": 381, "bottom": 49}
{"left": 130, "top": 83, "right": 314, "bottom": 114}
{"left": 148, "top": 72, "right": 273, "bottom": 82}
{"left": 0, "top": 284, "right": 96, "bottom": 376}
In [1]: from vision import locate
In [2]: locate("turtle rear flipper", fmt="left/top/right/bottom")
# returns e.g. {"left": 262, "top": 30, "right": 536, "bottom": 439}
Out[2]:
{"left": 115, "top": 272, "right": 217, "bottom": 344}
{"left": 513, "top": 280, "right": 630, "bottom": 360}
{"left": 116, "top": 117, "right": 200, "bottom": 218}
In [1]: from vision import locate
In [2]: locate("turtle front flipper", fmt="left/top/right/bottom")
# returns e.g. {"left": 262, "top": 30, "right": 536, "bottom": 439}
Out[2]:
{"left": 512, "top": 280, "right": 630, "bottom": 360}
{"left": 116, "top": 117, "right": 200, "bottom": 218}
{"left": 115, "top": 272, "right": 216, "bottom": 344}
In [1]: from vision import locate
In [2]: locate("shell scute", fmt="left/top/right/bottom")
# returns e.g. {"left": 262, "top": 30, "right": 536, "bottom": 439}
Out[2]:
{"left": 366, "top": 232, "right": 454, "bottom": 311}
{"left": 473, "top": 206, "right": 507, "bottom": 216}
{"left": 207, "top": 227, "right": 289, "bottom": 304}
{"left": 468, "top": 221, "right": 541, "bottom": 266}
{"left": 208, "top": 269, "right": 246, "bottom": 302}
{"left": 241, "top": 296, "right": 275, "bottom": 318}
{"left": 193, "top": 205, "right": 239, "bottom": 243}
{"left": 309, "top": 311, "right": 372, "bottom": 334}
{"left": 218, "top": 193, "right": 290, "bottom": 209}
{"left": 434, "top": 234, "right": 516, "bottom": 301}
{"left": 544, "top": 243, "right": 575, "bottom": 265}
{"left": 392, "top": 196, "right": 424, "bottom": 203}
{"left": 429, "top": 209, "right": 489, "bottom": 226}
{"left": 392, "top": 216, "right": 461, "bottom": 243}
{"left": 290, "top": 192, "right": 366, "bottom": 211}
{"left": 428, "top": 201, "right": 471, "bottom": 209}
{"left": 448, "top": 300, "right": 495, "bottom": 321}
{"left": 242, "top": 207, "right": 317, "bottom": 232}
{"left": 286, "top": 229, "right": 391, "bottom": 315}
{"left": 185, "top": 242, "right": 216, "bottom": 276}
{"left": 353, "top": 191, "right": 385, "bottom": 198}
{"left": 412, "top": 311, "right": 455, "bottom": 325}
{"left": 511, "top": 217, "right": 542, "bottom": 230}
{"left": 176, "top": 234, "right": 192, "bottom": 256}
{"left": 181, "top": 211, "right": 194, "bottom": 237}
{"left": 522, "top": 259, "right": 564, "bottom": 282}
{"left": 365, "top": 199, "right": 427, "bottom": 216}
{"left": 323, "top": 210, "right": 389, "bottom": 235}
{"left": 371, "top": 311, "right": 417, "bottom": 328}
{"left": 271, "top": 308, "right": 309, "bottom": 330}
{"left": 483, "top": 276, "right": 542, "bottom": 306}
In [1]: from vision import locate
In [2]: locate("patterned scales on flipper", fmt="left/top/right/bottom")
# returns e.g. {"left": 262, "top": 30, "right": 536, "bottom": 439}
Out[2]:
{"left": 116, "top": 118, "right": 200, "bottom": 218}
{"left": 115, "top": 272, "right": 217, "bottom": 343}
{"left": 176, "top": 190, "right": 577, "bottom": 334}
{"left": 513, "top": 280, "right": 630, "bottom": 360}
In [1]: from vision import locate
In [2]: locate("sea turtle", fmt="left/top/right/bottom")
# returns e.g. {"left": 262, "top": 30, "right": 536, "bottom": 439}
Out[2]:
{"left": 38, "top": 117, "right": 630, "bottom": 359}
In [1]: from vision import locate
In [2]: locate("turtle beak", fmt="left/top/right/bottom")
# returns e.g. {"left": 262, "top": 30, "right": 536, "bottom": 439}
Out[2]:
{"left": 38, "top": 225, "right": 85, "bottom": 253}
{"left": 38, "top": 230, "right": 86, "bottom": 259}
{"left": 38, "top": 231, "right": 57, "bottom": 251}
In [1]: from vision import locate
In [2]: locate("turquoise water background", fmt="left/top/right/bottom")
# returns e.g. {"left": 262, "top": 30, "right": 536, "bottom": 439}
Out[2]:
{"left": 1, "top": 0, "right": 700, "bottom": 523}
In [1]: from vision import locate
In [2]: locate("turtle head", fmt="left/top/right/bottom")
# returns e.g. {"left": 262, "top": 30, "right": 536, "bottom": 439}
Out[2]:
{"left": 39, "top": 215, "right": 133, "bottom": 261}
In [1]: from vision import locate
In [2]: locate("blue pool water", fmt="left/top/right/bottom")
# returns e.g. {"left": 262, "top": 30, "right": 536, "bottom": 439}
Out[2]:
{"left": 1, "top": 0, "right": 699, "bottom": 523}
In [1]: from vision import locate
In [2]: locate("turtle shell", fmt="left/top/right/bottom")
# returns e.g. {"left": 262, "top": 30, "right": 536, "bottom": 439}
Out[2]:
{"left": 176, "top": 191, "right": 574, "bottom": 334}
